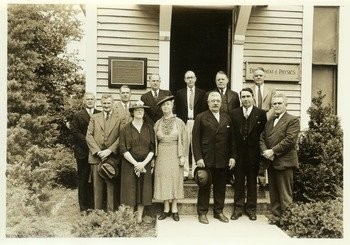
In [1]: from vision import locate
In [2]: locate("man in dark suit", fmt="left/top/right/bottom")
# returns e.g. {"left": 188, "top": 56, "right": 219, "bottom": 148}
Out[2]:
{"left": 70, "top": 92, "right": 100, "bottom": 212}
{"left": 141, "top": 74, "right": 172, "bottom": 125}
{"left": 175, "top": 70, "right": 206, "bottom": 179}
{"left": 86, "top": 94, "right": 125, "bottom": 212}
{"left": 230, "top": 88, "right": 267, "bottom": 221}
{"left": 192, "top": 91, "right": 236, "bottom": 224}
{"left": 203, "top": 71, "right": 240, "bottom": 116}
{"left": 260, "top": 93, "right": 300, "bottom": 225}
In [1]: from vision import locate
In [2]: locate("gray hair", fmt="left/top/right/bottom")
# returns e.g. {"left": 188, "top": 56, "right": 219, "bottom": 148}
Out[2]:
{"left": 207, "top": 91, "right": 222, "bottom": 102}
{"left": 272, "top": 93, "right": 288, "bottom": 105}
{"left": 101, "top": 93, "right": 114, "bottom": 101}
{"left": 83, "top": 92, "right": 95, "bottom": 99}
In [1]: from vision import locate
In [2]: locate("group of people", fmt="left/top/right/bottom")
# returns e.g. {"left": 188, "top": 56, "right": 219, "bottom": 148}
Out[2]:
{"left": 70, "top": 68, "right": 300, "bottom": 226}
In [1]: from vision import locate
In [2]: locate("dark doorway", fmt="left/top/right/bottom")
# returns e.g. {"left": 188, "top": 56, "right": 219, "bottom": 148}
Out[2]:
{"left": 170, "top": 7, "right": 232, "bottom": 94}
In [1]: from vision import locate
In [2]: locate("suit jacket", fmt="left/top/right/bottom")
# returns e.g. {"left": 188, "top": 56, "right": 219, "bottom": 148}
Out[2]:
{"left": 231, "top": 106, "right": 267, "bottom": 164}
{"left": 115, "top": 101, "right": 132, "bottom": 125}
{"left": 86, "top": 109, "right": 124, "bottom": 166}
{"left": 203, "top": 88, "right": 240, "bottom": 116}
{"left": 140, "top": 89, "right": 172, "bottom": 125}
{"left": 249, "top": 85, "right": 276, "bottom": 120}
{"left": 192, "top": 110, "right": 234, "bottom": 168}
{"left": 259, "top": 112, "right": 300, "bottom": 170}
{"left": 175, "top": 86, "right": 206, "bottom": 123}
{"left": 70, "top": 108, "right": 101, "bottom": 159}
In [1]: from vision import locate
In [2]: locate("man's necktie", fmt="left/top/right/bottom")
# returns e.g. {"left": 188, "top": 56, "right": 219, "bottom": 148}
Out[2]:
{"left": 220, "top": 88, "right": 224, "bottom": 97}
{"left": 189, "top": 88, "right": 194, "bottom": 110}
{"left": 154, "top": 91, "right": 158, "bottom": 100}
{"left": 106, "top": 112, "right": 110, "bottom": 121}
{"left": 273, "top": 115, "right": 279, "bottom": 126}
{"left": 257, "top": 85, "right": 262, "bottom": 109}
{"left": 244, "top": 108, "right": 249, "bottom": 119}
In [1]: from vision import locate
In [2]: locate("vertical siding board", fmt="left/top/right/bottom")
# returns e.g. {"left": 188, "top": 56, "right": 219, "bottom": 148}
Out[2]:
{"left": 244, "top": 5, "right": 303, "bottom": 116}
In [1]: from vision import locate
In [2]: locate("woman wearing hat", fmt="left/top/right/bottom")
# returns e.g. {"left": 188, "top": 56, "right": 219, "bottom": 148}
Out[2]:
{"left": 153, "top": 95, "right": 188, "bottom": 221}
{"left": 119, "top": 100, "right": 155, "bottom": 223}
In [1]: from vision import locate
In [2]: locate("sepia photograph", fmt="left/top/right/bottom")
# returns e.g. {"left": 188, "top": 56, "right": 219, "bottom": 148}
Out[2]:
{"left": 1, "top": 0, "right": 349, "bottom": 244}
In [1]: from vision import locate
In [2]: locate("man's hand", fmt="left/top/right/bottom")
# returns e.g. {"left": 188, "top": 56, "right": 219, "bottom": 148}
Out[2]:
{"left": 263, "top": 149, "right": 274, "bottom": 160}
{"left": 228, "top": 158, "right": 236, "bottom": 169}
{"left": 97, "top": 149, "right": 112, "bottom": 161}
{"left": 197, "top": 159, "right": 205, "bottom": 168}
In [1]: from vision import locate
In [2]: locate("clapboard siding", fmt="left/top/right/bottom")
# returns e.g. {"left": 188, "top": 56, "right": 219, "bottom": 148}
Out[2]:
{"left": 244, "top": 5, "right": 303, "bottom": 116}
{"left": 96, "top": 5, "right": 159, "bottom": 99}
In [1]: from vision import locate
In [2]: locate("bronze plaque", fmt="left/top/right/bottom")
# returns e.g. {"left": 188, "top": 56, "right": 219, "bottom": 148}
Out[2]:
{"left": 108, "top": 57, "right": 147, "bottom": 89}
{"left": 245, "top": 62, "right": 300, "bottom": 82}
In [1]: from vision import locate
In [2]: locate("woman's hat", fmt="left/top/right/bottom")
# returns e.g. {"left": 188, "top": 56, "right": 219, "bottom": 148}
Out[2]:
{"left": 194, "top": 167, "right": 212, "bottom": 188}
{"left": 156, "top": 95, "right": 174, "bottom": 106}
{"left": 97, "top": 158, "right": 118, "bottom": 179}
{"left": 128, "top": 100, "right": 150, "bottom": 113}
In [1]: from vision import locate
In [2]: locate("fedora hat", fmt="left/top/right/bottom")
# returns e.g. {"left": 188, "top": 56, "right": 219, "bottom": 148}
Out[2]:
{"left": 157, "top": 95, "right": 174, "bottom": 106}
{"left": 128, "top": 100, "right": 150, "bottom": 113}
{"left": 97, "top": 158, "right": 118, "bottom": 179}
{"left": 194, "top": 167, "right": 212, "bottom": 188}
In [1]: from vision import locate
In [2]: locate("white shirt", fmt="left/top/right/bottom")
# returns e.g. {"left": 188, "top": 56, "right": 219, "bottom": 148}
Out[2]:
{"left": 273, "top": 111, "right": 286, "bottom": 126}
{"left": 219, "top": 87, "right": 227, "bottom": 95}
{"left": 243, "top": 105, "right": 253, "bottom": 118}
{"left": 212, "top": 111, "right": 220, "bottom": 122}
{"left": 86, "top": 108, "right": 94, "bottom": 115}
{"left": 152, "top": 89, "right": 160, "bottom": 98}
{"left": 254, "top": 84, "right": 264, "bottom": 105}
{"left": 187, "top": 86, "right": 195, "bottom": 119}
{"left": 104, "top": 111, "right": 112, "bottom": 119}
{"left": 122, "top": 102, "right": 129, "bottom": 110}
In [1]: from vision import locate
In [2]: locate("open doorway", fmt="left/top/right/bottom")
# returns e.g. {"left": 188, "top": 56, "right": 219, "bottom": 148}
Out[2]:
{"left": 169, "top": 7, "right": 232, "bottom": 94}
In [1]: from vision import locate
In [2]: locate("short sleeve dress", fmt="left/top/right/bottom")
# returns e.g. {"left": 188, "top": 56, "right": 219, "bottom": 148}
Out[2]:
{"left": 153, "top": 116, "right": 188, "bottom": 200}
{"left": 120, "top": 122, "right": 155, "bottom": 207}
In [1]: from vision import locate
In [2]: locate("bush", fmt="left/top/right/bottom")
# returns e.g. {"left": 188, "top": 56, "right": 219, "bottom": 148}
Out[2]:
{"left": 280, "top": 198, "right": 343, "bottom": 238}
{"left": 72, "top": 205, "right": 144, "bottom": 237}
{"left": 295, "top": 91, "right": 343, "bottom": 202}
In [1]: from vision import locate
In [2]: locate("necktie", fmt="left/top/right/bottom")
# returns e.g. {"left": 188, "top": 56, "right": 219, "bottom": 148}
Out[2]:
{"left": 189, "top": 88, "right": 194, "bottom": 110}
{"left": 106, "top": 112, "right": 110, "bottom": 121}
{"left": 257, "top": 85, "right": 262, "bottom": 109}
{"left": 154, "top": 91, "right": 158, "bottom": 100}
{"left": 220, "top": 88, "right": 224, "bottom": 97}
{"left": 273, "top": 115, "right": 279, "bottom": 126}
{"left": 244, "top": 108, "right": 249, "bottom": 119}
{"left": 88, "top": 109, "right": 93, "bottom": 116}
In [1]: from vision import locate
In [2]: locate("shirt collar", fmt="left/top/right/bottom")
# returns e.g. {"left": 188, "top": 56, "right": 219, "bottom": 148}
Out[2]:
{"left": 243, "top": 105, "right": 253, "bottom": 114}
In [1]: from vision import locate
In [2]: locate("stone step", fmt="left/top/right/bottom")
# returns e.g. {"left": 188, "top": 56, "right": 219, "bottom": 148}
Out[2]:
{"left": 183, "top": 182, "right": 268, "bottom": 199}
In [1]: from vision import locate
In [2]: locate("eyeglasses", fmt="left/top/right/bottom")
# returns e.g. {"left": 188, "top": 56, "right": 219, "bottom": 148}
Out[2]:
{"left": 185, "top": 76, "right": 195, "bottom": 79}
{"left": 273, "top": 102, "right": 284, "bottom": 105}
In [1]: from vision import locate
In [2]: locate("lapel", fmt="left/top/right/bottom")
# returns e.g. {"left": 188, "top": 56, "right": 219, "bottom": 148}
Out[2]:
{"left": 205, "top": 111, "right": 219, "bottom": 128}
{"left": 268, "top": 112, "right": 288, "bottom": 136}
{"left": 81, "top": 109, "right": 90, "bottom": 124}
{"left": 146, "top": 91, "right": 158, "bottom": 106}
{"left": 226, "top": 89, "right": 233, "bottom": 103}
{"left": 182, "top": 88, "right": 188, "bottom": 108}
{"left": 193, "top": 87, "right": 200, "bottom": 106}
{"left": 262, "top": 87, "right": 269, "bottom": 101}
{"left": 95, "top": 112, "right": 105, "bottom": 132}
{"left": 105, "top": 109, "right": 119, "bottom": 137}
{"left": 238, "top": 108, "right": 245, "bottom": 135}
{"left": 248, "top": 107, "right": 259, "bottom": 134}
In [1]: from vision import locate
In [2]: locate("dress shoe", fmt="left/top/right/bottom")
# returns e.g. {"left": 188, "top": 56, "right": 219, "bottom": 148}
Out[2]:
{"left": 230, "top": 212, "right": 243, "bottom": 220}
{"left": 213, "top": 213, "right": 229, "bottom": 223}
{"left": 172, "top": 212, "right": 180, "bottom": 221}
{"left": 198, "top": 214, "right": 209, "bottom": 224}
{"left": 158, "top": 212, "right": 171, "bottom": 220}
{"left": 248, "top": 212, "right": 257, "bottom": 221}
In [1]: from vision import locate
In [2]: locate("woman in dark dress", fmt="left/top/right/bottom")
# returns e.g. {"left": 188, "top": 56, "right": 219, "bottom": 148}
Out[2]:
{"left": 119, "top": 101, "right": 155, "bottom": 223}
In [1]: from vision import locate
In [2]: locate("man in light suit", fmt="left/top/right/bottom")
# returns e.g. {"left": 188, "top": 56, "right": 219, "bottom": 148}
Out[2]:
{"left": 249, "top": 67, "right": 276, "bottom": 188}
{"left": 259, "top": 93, "right": 300, "bottom": 225}
{"left": 71, "top": 92, "right": 100, "bottom": 212}
{"left": 86, "top": 94, "right": 124, "bottom": 212}
{"left": 203, "top": 71, "right": 240, "bottom": 117}
{"left": 230, "top": 88, "right": 267, "bottom": 221}
{"left": 192, "top": 91, "right": 236, "bottom": 224}
{"left": 141, "top": 74, "right": 172, "bottom": 125}
{"left": 115, "top": 85, "right": 132, "bottom": 125}
{"left": 175, "top": 70, "right": 206, "bottom": 180}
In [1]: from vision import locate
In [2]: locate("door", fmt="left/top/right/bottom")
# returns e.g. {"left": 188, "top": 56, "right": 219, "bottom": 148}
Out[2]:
{"left": 169, "top": 7, "right": 232, "bottom": 94}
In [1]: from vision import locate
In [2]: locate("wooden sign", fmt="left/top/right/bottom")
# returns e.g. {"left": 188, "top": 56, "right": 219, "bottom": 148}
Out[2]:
{"left": 108, "top": 57, "right": 147, "bottom": 89}
{"left": 245, "top": 62, "right": 300, "bottom": 82}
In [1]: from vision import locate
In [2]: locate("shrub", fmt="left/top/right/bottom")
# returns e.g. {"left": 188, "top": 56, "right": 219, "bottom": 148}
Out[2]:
{"left": 280, "top": 198, "right": 343, "bottom": 238}
{"left": 295, "top": 91, "right": 343, "bottom": 202}
{"left": 72, "top": 205, "right": 144, "bottom": 237}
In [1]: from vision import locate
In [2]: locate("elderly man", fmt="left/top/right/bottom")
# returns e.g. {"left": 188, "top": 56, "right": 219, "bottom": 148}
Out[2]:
{"left": 141, "top": 74, "right": 172, "bottom": 125}
{"left": 175, "top": 70, "right": 206, "bottom": 180}
{"left": 86, "top": 94, "right": 124, "bottom": 212}
{"left": 230, "top": 88, "right": 267, "bottom": 221}
{"left": 70, "top": 92, "right": 100, "bottom": 212}
{"left": 259, "top": 93, "right": 300, "bottom": 225}
{"left": 192, "top": 91, "right": 236, "bottom": 224}
{"left": 115, "top": 85, "right": 132, "bottom": 125}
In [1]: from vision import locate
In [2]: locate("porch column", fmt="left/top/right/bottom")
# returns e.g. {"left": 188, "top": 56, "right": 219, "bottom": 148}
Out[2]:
{"left": 159, "top": 5, "right": 172, "bottom": 90}
{"left": 85, "top": 4, "right": 97, "bottom": 95}
{"left": 231, "top": 6, "right": 252, "bottom": 93}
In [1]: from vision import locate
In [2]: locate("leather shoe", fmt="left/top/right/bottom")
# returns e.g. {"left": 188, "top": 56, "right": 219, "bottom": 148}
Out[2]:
{"left": 158, "top": 212, "right": 171, "bottom": 220}
{"left": 172, "top": 212, "right": 180, "bottom": 221}
{"left": 230, "top": 211, "right": 243, "bottom": 220}
{"left": 213, "top": 213, "right": 229, "bottom": 223}
{"left": 198, "top": 214, "right": 209, "bottom": 224}
{"left": 248, "top": 213, "right": 257, "bottom": 221}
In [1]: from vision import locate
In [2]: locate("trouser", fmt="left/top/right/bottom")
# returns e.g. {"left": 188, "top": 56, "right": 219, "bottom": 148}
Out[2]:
{"left": 268, "top": 167, "right": 294, "bottom": 217}
{"left": 184, "top": 120, "right": 196, "bottom": 177}
{"left": 91, "top": 164, "right": 115, "bottom": 212}
{"left": 76, "top": 157, "right": 94, "bottom": 211}
{"left": 197, "top": 167, "right": 227, "bottom": 215}
{"left": 233, "top": 161, "right": 259, "bottom": 214}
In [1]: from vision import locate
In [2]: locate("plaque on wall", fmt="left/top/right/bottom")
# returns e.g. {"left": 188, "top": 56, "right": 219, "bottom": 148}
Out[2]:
{"left": 108, "top": 57, "right": 147, "bottom": 89}
{"left": 245, "top": 62, "right": 300, "bottom": 82}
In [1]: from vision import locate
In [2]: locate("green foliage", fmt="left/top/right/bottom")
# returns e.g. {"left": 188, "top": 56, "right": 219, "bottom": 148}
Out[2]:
{"left": 280, "top": 198, "right": 343, "bottom": 238}
{"left": 72, "top": 205, "right": 146, "bottom": 237}
{"left": 295, "top": 91, "right": 343, "bottom": 202}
